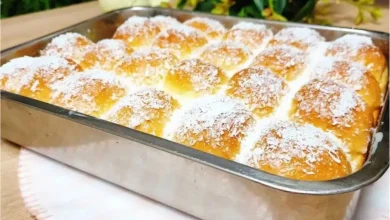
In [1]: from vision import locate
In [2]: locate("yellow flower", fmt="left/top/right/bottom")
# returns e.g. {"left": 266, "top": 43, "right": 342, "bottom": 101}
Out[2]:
{"left": 211, "top": 0, "right": 235, "bottom": 15}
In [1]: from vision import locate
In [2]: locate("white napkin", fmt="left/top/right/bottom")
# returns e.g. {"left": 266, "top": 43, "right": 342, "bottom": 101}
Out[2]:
{"left": 18, "top": 148, "right": 195, "bottom": 220}
{"left": 18, "top": 148, "right": 389, "bottom": 220}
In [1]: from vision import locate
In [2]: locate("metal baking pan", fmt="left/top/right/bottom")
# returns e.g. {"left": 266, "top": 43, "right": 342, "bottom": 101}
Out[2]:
{"left": 1, "top": 7, "right": 389, "bottom": 220}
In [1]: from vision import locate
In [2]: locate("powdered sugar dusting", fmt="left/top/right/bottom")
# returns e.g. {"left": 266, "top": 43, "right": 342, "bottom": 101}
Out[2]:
{"left": 165, "top": 96, "right": 252, "bottom": 146}
{"left": 246, "top": 121, "right": 342, "bottom": 169}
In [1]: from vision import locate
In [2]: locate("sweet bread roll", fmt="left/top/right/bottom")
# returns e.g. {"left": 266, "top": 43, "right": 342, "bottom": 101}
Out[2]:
{"left": 226, "top": 67, "right": 288, "bottom": 118}
{"left": 312, "top": 58, "right": 382, "bottom": 109}
{"left": 0, "top": 56, "right": 35, "bottom": 92}
{"left": 184, "top": 17, "right": 226, "bottom": 40}
{"left": 113, "top": 16, "right": 161, "bottom": 48}
{"left": 246, "top": 121, "right": 351, "bottom": 181}
{"left": 0, "top": 56, "right": 77, "bottom": 102}
{"left": 152, "top": 25, "right": 208, "bottom": 59}
{"left": 41, "top": 32, "right": 94, "bottom": 64}
{"left": 167, "top": 96, "right": 254, "bottom": 160}
{"left": 150, "top": 15, "right": 181, "bottom": 31}
{"left": 116, "top": 48, "right": 179, "bottom": 86}
{"left": 251, "top": 46, "right": 307, "bottom": 81}
{"left": 325, "top": 34, "right": 387, "bottom": 92}
{"left": 199, "top": 42, "right": 252, "bottom": 75}
{"left": 79, "top": 39, "right": 134, "bottom": 71}
{"left": 290, "top": 79, "right": 373, "bottom": 168}
{"left": 268, "top": 27, "right": 325, "bottom": 50}
{"left": 105, "top": 88, "right": 180, "bottom": 137}
{"left": 51, "top": 69, "right": 126, "bottom": 117}
{"left": 224, "top": 22, "right": 273, "bottom": 52}
{"left": 164, "top": 59, "right": 227, "bottom": 98}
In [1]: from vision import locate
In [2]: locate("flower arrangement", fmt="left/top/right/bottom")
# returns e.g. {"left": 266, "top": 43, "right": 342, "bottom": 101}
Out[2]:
{"left": 163, "top": 0, "right": 382, "bottom": 25}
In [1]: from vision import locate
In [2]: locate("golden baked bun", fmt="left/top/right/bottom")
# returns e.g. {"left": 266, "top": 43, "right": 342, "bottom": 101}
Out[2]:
{"left": 246, "top": 121, "right": 351, "bottom": 181}
{"left": 167, "top": 96, "right": 254, "bottom": 160}
{"left": 184, "top": 17, "right": 226, "bottom": 40}
{"left": 152, "top": 25, "right": 208, "bottom": 59}
{"left": 325, "top": 34, "right": 387, "bottom": 92}
{"left": 199, "top": 42, "right": 252, "bottom": 75}
{"left": 116, "top": 48, "right": 179, "bottom": 86}
{"left": 290, "top": 79, "right": 373, "bottom": 168}
{"left": 164, "top": 59, "right": 227, "bottom": 98}
{"left": 51, "top": 69, "right": 126, "bottom": 117}
{"left": 226, "top": 67, "right": 288, "bottom": 118}
{"left": 312, "top": 58, "right": 382, "bottom": 109}
{"left": 1, "top": 56, "right": 35, "bottom": 92}
{"left": 251, "top": 46, "right": 307, "bottom": 81}
{"left": 113, "top": 16, "right": 161, "bottom": 48}
{"left": 268, "top": 27, "right": 325, "bottom": 50}
{"left": 224, "top": 22, "right": 273, "bottom": 52}
{"left": 79, "top": 39, "right": 134, "bottom": 71}
{"left": 104, "top": 88, "right": 180, "bottom": 137}
{"left": 41, "top": 32, "right": 94, "bottom": 64}
{"left": 150, "top": 15, "right": 181, "bottom": 31}
{"left": 0, "top": 56, "right": 77, "bottom": 102}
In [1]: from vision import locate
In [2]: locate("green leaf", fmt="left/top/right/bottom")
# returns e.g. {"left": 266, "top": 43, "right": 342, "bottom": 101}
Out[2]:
{"left": 292, "top": 0, "right": 316, "bottom": 21}
{"left": 177, "top": 0, "right": 187, "bottom": 9}
{"left": 271, "top": 0, "right": 287, "bottom": 14}
{"left": 194, "top": 0, "right": 215, "bottom": 12}
{"left": 253, "top": 0, "right": 264, "bottom": 12}
{"left": 238, "top": 8, "right": 248, "bottom": 17}
{"left": 244, "top": 4, "right": 264, "bottom": 18}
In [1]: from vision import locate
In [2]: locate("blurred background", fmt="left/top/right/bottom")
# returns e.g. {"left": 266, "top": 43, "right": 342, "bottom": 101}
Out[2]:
{"left": 1, "top": 0, "right": 94, "bottom": 18}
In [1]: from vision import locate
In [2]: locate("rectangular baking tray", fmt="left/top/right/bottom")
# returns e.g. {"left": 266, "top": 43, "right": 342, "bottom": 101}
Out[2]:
{"left": 1, "top": 7, "right": 389, "bottom": 220}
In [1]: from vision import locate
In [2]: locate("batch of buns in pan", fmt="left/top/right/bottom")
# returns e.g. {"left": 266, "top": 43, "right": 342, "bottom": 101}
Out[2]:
{"left": 1, "top": 15, "right": 388, "bottom": 181}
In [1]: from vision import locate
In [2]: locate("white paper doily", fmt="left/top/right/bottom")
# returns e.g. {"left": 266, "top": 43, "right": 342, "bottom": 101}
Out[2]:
{"left": 18, "top": 148, "right": 389, "bottom": 220}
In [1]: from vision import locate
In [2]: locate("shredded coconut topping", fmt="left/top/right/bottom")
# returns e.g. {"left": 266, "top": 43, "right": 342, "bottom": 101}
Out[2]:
{"left": 294, "top": 79, "right": 366, "bottom": 126}
{"left": 311, "top": 57, "right": 369, "bottom": 90}
{"left": 231, "top": 22, "right": 267, "bottom": 31}
{"left": 184, "top": 17, "right": 226, "bottom": 35}
{"left": 168, "top": 96, "right": 252, "bottom": 146}
{"left": 106, "top": 88, "right": 175, "bottom": 129}
{"left": 248, "top": 121, "right": 342, "bottom": 168}
{"left": 1, "top": 56, "right": 75, "bottom": 92}
{"left": 95, "top": 39, "right": 129, "bottom": 60}
{"left": 200, "top": 41, "right": 251, "bottom": 69}
{"left": 227, "top": 67, "right": 288, "bottom": 112}
{"left": 255, "top": 46, "right": 306, "bottom": 67}
{"left": 225, "top": 22, "right": 273, "bottom": 50}
{"left": 168, "top": 59, "right": 223, "bottom": 92}
{"left": 118, "top": 48, "right": 178, "bottom": 85}
{"left": 41, "top": 32, "right": 92, "bottom": 60}
{"left": 326, "top": 34, "right": 373, "bottom": 57}
{"left": 51, "top": 69, "right": 123, "bottom": 102}
{"left": 272, "top": 27, "right": 325, "bottom": 48}
{"left": 150, "top": 15, "right": 181, "bottom": 30}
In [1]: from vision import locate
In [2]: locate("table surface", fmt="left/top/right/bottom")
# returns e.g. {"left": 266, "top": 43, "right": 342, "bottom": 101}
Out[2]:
{"left": 1, "top": 1, "right": 389, "bottom": 219}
